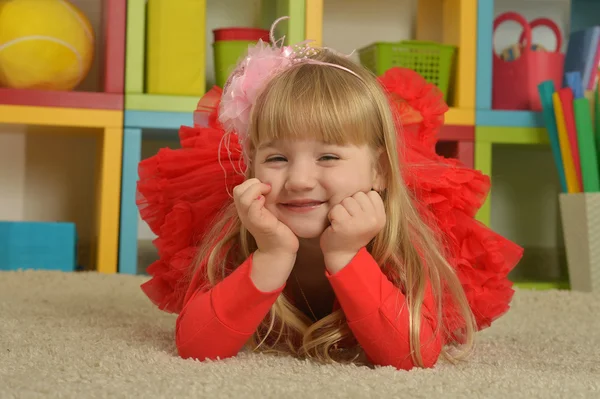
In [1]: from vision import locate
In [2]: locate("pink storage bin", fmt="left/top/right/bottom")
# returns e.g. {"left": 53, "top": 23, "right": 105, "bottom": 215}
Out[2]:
{"left": 492, "top": 12, "right": 565, "bottom": 111}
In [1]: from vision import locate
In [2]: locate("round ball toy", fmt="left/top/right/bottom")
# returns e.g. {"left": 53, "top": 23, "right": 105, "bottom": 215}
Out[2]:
{"left": 0, "top": 0, "right": 95, "bottom": 91}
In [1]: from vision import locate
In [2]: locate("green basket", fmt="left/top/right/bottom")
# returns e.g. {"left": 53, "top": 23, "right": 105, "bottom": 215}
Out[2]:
{"left": 358, "top": 40, "right": 457, "bottom": 101}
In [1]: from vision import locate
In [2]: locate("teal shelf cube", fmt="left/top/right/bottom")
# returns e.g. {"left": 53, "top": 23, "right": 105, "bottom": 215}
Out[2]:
{"left": 0, "top": 221, "right": 77, "bottom": 272}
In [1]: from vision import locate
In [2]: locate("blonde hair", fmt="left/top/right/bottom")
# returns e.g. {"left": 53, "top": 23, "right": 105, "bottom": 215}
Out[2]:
{"left": 193, "top": 50, "right": 477, "bottom": 367}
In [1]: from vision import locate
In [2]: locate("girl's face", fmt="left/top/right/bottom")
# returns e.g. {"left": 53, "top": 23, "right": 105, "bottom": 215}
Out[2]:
{"left": 253, "top": 138, "right": 383, "bottom": 239}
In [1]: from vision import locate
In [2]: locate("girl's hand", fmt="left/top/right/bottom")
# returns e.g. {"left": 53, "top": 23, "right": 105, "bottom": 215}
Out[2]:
{"left": 233, "top": 178, "right": 299, "bottom": 256}
{"left": 320, "top": 191, "right": 386, "bottom": 273}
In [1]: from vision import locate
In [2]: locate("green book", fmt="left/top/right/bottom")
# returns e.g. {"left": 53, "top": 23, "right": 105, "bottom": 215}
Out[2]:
{"left": 596, "top": 85, "right": 600, "bottom": 171}
{"left": 574, "top": 97, "right": 600, "bottom": 192}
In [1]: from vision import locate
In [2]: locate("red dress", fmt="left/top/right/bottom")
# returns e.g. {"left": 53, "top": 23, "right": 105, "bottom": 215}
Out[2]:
{"left": 136, "top": 67, "right": 523, "bottom": 366}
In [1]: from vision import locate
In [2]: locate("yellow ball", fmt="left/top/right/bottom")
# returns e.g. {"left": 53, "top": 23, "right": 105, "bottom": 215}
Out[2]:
{"left": 0, "top": 0, "right": 95, "bottom": 91}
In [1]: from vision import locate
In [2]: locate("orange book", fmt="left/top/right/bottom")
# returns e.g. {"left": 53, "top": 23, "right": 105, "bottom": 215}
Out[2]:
{"left": 557, "top": 88, "right": 583, "bottom": 188}
{"left": 553, "top": 92, "right": 582, "bottom": 193}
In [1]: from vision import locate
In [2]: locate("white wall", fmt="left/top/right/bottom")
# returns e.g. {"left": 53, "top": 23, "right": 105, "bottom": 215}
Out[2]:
{"left": 322, "top": 0, "right": 417, "bottom": 63}
{"left": 0, "top": 0, "right": 573, "bottom": 264}
{"left": 0, "top": 126, "right": 26, "bottom": 221}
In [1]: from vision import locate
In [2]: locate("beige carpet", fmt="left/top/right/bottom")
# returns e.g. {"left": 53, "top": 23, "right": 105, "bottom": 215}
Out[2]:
{"left": 1, "top": 270, "right": 599, "bottom": 399}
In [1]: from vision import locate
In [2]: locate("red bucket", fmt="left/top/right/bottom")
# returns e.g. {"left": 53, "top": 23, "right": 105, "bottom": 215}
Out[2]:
{"left": 213, "top": 27, "right": 270, "bottom": 42}
{"left": 492, "top": 12, "right": 564, "bottom": 111}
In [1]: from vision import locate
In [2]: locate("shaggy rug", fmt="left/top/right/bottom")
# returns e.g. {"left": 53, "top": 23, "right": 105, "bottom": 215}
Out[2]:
{"left": 1, "top": 270, "right": 599, "bottom": 399}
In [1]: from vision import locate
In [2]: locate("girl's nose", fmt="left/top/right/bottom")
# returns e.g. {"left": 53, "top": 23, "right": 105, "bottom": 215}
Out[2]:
{"left": 284, "top": 164, "right": 317, "bottom": 191}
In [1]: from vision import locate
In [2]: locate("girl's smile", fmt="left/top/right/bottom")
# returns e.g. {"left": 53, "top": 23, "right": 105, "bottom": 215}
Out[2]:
{"left": 278, "top": 199, "right": 326, "bottom": 213}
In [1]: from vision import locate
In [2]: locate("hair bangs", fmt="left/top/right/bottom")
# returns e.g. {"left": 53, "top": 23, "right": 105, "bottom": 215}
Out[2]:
{"left": 250, "top": 62, "right": 381, "bottom": 150}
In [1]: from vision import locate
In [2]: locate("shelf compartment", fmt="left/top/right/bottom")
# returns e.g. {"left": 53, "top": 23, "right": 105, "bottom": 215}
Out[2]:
{"left": 0, "top": 105, "right": 123, "bottom": 274}
{"left": 0, "top": 0, "right": 125, "bottom": 110}
{"left": 125, "top": 0, "right": 305, "bottom": 113}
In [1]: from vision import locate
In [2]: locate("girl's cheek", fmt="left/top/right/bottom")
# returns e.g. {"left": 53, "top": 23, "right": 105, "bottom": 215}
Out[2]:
{"left": 256, "top": 167, "right": 278, "bottom": 187}
{"left": 253, "top": 167, "right": 268, "bottom": 182}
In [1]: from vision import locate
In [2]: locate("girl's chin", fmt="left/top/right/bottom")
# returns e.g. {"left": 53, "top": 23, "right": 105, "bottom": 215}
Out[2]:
{"left": 288, "top": 224, "right": 328, "bottom": 239}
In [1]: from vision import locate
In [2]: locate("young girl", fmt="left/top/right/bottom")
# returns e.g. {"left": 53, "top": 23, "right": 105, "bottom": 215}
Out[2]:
{"left": 136, "top": 17, "right": 523, "bottom": 371}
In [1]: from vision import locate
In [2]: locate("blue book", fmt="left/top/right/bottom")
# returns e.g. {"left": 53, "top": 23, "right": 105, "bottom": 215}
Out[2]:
{"left": 563, "top": 26, "right": 600, "bottom": 91}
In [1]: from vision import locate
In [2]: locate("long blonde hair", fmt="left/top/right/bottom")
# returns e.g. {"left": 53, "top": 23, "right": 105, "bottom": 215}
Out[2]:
{"left": 192, "top": 50, "right": 476, "bottom": 367}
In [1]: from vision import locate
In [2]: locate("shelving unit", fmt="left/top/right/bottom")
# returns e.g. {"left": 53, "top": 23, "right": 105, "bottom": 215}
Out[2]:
{"left": 472, "top": 0, "right": 600, "bottom": 290}
{"left": 0, "top": 105, "right": 123, "bottom": 274}
{"left": 124, "top": 0, "right": 306, "bottom": 113}
{"left": 416, "top": 0, "right": 477, "bottom": 114}
{"left": 437, "top": 126, "right": 475, "bottom": 168}
{"left": 0, "top": 0, "right": 126, "bottom": 274}
{"left": 307, "top": 0, "right": 476, "bottom": 126}
{"left": 124, "top": 0, "right": 199, "bottom": 113}
{"left": 474, "top": 127, "right": 550, "bottom": 226}
{"left": 0, "top": 0, "right": 587, "bottom": 290}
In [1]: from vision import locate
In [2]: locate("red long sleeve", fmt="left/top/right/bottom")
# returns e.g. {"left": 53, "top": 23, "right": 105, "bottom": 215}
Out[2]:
{"left": 175, "top": 253, "right": 285, "bottom": 361}
{"left": 176, "top": 248, "right": 442, "bottom": 370}
{"left": 326, "top": 248, "right": 443, "bottom": 370}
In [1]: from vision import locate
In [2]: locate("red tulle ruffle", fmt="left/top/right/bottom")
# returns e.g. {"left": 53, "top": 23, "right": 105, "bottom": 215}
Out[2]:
{"left": 135, "top": 69, "right": 523, "bottom": 339}
{"left": 136, "top": 107, "right": 244, "bottom": 312}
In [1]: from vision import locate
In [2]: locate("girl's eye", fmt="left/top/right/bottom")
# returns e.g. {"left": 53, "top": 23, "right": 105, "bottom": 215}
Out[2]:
{"left": 319, "top": 155, "right": 339, "bottom": 161}
{"left": 265, "top": 156, "right": 287, "bottom": 163}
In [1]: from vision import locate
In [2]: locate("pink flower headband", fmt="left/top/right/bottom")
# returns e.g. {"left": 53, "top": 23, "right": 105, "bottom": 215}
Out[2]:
{"left": 216, "top": 16, "right": 363, "bottom": 151}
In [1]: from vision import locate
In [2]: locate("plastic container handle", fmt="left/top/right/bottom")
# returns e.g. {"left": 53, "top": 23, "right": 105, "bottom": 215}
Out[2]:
{"left": 493, "top": 11, "right": 532, "bottom": 61}
{"left": 518, "top": 18, "right": 563, "bottom": 53}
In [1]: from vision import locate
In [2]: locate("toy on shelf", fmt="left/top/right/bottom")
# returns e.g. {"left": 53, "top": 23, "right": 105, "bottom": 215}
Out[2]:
{"left": 146, "top": 0, "right": 206, "bottom": 96}
{"left": 0, "top": 221, "right": 78, "bottom": 272}
{"left": 500, "top": 43, "right": 546, "bottom": 62}
{"left": 493, "top": 13, "right": 564, "bottom": 111}
{"left": 0, "top": 0, "right": 94, "bottom": 91}
{"left": 358, "top": 40, "right": 456, "bottom": 102}
{"left": 213, "top": 27, "right": 270, "bottom": 88}
{"left": 0, "top": 0, "right": 125, "bottom": 110}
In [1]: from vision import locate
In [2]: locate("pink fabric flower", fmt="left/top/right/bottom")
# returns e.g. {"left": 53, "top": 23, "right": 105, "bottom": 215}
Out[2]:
{"left": 218, "top": 40, "right": 294, "bottom": 144}
{"left": 216, "top": 16, "right": 360, "bottom": 156}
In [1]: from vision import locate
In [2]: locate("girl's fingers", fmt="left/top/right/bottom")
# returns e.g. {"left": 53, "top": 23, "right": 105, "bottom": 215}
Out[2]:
{"left": 353, "top": 191, "right": 374, "bottom": 214}
{"left": 233, "top": 178, "right": 260, "bottom": 200}
{"left": 237, "top": 181, "right": 271, "bottom": 210}
{"left": 328, "top": 203, "right": 350, "bottom": 224}
{"left": 247, "top": 193, "right": 266, "bottom": 222}
{"left": 340, "top": 196, "right": 362, "bottom": 216}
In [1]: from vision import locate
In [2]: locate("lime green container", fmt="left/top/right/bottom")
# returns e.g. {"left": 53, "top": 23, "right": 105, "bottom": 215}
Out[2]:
{"left": 358, "top": 40, "right": 457, "bottom": 102}
{"left": 213, "top": 40, "right": 256, "bottom": 88}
